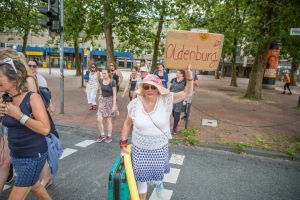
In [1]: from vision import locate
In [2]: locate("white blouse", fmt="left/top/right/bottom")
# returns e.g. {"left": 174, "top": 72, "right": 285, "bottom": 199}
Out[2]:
{"left": 127, "top": 92, "right": 173, "bottom": 150}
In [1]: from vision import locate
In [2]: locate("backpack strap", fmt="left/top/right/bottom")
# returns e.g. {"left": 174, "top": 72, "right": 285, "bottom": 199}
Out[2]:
{"left": 26, "top": 91, "right": 34, "bottom": 116}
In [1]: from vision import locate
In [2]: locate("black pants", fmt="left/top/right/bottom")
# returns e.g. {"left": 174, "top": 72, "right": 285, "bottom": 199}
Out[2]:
{"left": 284, "top": 83, "right": 291, "bottom": 91}
{"left": 172, "top": 109, "right": 180, "bottom": 130}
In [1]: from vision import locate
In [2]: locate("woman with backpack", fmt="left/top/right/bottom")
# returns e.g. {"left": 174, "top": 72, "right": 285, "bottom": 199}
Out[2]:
{"left": 96, "top": 68, "right": 119, "bottom": 143}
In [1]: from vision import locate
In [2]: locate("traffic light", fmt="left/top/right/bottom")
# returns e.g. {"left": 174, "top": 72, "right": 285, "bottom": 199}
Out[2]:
{"left": 37, "top": 0, "right": 60, "bottom": 32}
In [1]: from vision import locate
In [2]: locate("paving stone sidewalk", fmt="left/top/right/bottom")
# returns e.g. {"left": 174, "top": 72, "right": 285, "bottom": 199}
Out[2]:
{"left": 40, "top": 68, "right": 300, "bottom": 158}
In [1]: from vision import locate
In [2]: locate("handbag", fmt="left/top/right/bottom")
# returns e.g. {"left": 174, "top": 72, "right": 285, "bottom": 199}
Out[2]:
{"left": 38, "top": 86, "right": 52, "bottom": 109}
{"left": 83, "top": 70, "right": 90, "bottom": 81}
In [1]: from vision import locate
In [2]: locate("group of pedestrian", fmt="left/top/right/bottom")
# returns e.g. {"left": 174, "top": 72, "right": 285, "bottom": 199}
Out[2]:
{"left": 0, "top": 48, "right": 54, "bottom": 199}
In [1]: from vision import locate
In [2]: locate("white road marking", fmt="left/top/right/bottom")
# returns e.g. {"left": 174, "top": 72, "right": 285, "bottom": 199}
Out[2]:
{"left": 163, "top": 168, "right": 180, "bottom": 184}
{"left": 149, "top": 188, "right": 173, "bottom": 200}
{"left": 59, "top": 148, "right": 78, "bottom": 160}
{"left": 75, "top": 140, "right": 96, "bottom": 147}
{"left": 169, "top": 154, "right": 185, "bottom": 165}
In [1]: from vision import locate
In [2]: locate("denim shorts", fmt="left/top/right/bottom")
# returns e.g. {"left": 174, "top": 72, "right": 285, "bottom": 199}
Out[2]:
{"left": 11, "top": 152, "right": 47, "bottom": 187}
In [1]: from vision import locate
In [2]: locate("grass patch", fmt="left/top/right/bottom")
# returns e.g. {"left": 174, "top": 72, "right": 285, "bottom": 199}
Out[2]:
{"left": 254, "top": 135, "right": 272, "bottom": 150}
{"left": 178, "top": 128, "right": 200, "bottom": 146}
{"left": 285, "top": 142, "right": 300, "bottom": 157}
{"left": 292, "top": 106, "right": 300, "bottom": 110}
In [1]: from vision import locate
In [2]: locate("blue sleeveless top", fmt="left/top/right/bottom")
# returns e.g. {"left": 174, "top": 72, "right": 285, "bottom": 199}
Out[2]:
{"left": 3, "top": 92, "right": 47, "bottom": 158}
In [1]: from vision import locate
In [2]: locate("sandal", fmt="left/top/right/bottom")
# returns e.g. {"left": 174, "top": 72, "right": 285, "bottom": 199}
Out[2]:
{"left": 89, "top": 105, "right": 93, "bottom": 110}
{"left": 92, "top": 105, "right": 97, "bottom": 110}
{"left": 41, "top": 180, "right": 53, "bottom": 189}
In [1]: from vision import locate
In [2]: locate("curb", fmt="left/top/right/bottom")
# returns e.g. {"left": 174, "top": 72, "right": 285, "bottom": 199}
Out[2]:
{"left": 54, "top": 122, "right": 300, "bottom": 163}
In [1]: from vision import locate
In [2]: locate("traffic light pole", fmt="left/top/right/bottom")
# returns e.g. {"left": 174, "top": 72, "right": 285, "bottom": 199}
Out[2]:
{"left": 59, "top": 0, "right": 64, "bottom": 114}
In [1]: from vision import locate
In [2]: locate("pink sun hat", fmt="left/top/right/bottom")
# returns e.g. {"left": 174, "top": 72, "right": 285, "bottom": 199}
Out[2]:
{"left": 135, "top": 74, "right": 170, "bottom": 96}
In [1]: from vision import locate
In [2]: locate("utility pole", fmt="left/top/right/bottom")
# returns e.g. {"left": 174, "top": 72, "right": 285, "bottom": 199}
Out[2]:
{"left": 59, "top": 0, "right": 64, "bottom": 114}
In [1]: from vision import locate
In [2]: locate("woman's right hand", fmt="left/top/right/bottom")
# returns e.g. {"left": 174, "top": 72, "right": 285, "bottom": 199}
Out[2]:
{"left": 122, "top": 93, "right": 125, "bottom": 98}
{"left": 120, "top": 147, "right": 129, "bottom": 157}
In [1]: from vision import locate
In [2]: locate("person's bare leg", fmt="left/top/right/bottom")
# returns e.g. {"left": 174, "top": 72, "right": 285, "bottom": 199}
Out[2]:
{"left": 107, "top": 117, "right": 112, "bottom": 136}
{"left": 8, "top": 185, "right": 31, "bottom": 200}
{"left": 139, "top": 193, "right": 146, "bottom": 200}
{"left": 0, "top": 135, "right": 11, "bottom": 196}
{"left": 30, "top": 180, "right": 52, "bottom": 200}
{"left": 40, "top": 160, "right": 51, "bottom": 187}
{"left": 97, "top": 116, "right": 104, "bottom": 134}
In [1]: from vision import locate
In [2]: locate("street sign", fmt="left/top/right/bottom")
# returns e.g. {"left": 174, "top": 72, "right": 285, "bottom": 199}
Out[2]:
{"left": 290, "top": 28, "right": 300, "bottom": 35}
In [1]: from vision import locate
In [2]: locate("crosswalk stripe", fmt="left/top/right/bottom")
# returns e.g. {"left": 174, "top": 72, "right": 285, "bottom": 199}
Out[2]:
{"left": 59, "top": 148, "right": 78, "bottom": 160}
{"left": 75, "top": 140, "right": 96, "bottom": 147}
{"left": 163, "top": 168, "right": 181, "bottom": 184}
{"left": 149, "top": 188, "right": 173, "bottom": 200}
{"left": 169, "top": 154, "right": 185, "bottom": 165}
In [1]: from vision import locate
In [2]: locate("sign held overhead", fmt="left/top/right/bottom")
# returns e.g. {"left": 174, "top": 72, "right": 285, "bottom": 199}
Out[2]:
{"left": 164, "top": 30, "right": 224, "bottom": 71}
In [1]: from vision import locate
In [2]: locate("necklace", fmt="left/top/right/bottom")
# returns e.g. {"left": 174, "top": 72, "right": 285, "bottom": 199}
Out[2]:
{"left": 11, "top": 93, "right": 21, "bottom": 98}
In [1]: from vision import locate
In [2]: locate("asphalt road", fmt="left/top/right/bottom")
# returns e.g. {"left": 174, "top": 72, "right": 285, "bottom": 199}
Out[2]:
{"left": 1, "top": 126, "right": 300, "bottom": 200}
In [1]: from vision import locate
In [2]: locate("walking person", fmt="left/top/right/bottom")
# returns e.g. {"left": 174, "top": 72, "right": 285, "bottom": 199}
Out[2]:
{"left": 0, "top": 59, "right": 52, "bottom": 200}
{"left": 132, "top": 66, "right": 149, "bottom": 99}
{"left": 28, "top": 59, "right": 56, "bottom": 188}
{"left": 282, "top": 72, "right": 292, "bottom": 95}
{"left": 122, "top": 67, "right": 139, "bottom": 101}
{"left": 109, "top": 62, "right": 123, "bottom": 93}
{"left": 154, "top": 64, "right": 168, "bottom": 88}
{"left": 120, "top": 65, "right": 193, "bottom": 200}
{"left": 0, "top": 48, "right": 39, "bottom": 195}
{"left": 96, "top": 68, "right": 119, "bottom": 143}
{"left": 85, "top": 63, "right": 101, "bottom": 110}
{"left": 168, "top": 69, "right": 187, "bottom": 134}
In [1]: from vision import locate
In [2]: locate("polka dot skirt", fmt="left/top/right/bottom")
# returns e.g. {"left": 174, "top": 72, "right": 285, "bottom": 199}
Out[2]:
{"left": 11, "top": 152, "right": 47, "bottom": 187}
{"left": 132, "top": 144, "right": 170, "bottom": 183}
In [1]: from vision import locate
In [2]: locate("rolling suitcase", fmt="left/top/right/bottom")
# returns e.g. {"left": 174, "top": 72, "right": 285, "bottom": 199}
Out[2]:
{"left": 108, "top": 155, "right": 130, "bottom": 200}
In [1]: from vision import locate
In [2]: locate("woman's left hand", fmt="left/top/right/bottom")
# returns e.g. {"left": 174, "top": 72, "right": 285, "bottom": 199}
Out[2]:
{"left": 186, "top": 64, "right": 193, "bottom": 79}
{"left": 112, "top": 106, "right": 116, "bottom": 112}
{"left": 5, "top": 102, "right": 22, "bottom": 120}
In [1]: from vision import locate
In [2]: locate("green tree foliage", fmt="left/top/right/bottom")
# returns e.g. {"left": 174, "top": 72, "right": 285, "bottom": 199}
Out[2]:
{"left": 278, "top": 0, "right": 300, "bottom": 86}
{"left": 0, "top": 0, "right": 45, "bottom": 54}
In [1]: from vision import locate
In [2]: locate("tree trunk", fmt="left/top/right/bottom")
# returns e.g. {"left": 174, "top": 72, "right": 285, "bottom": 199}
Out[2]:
{"left": 103, "top": 1, "right": 114, "bottom": 67}
{"left": 22, "top": 31, "right": 29, "bottom": 55}
{"left": 215, "top": 63, "right": 220, "bottom": 79}
{"left": 221, "top": 56, "right": 225, "bottom": 78}
{"left": 244, "top": 41, "right": 270, "bottom": 99}
{"left": 230, "top": 37, "right": 238, "bottom": 86}
{"left": 151, "top": 14, "right": 164, "bottom": 74}
{"left": 290, "top": 61, "right": 299, "bottom": 86}
{"left": 74, "top": 41, "right": 81, "bottom": 76}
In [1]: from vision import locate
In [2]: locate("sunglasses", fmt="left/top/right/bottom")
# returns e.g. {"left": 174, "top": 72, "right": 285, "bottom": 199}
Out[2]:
{"left": 109, "top": 64, "right": 114, "bottom": 66}
{"left": 143, "top": 84, "right": 157, "bottom": 90}
{"left": 2, "top": 58, "right": 17, "bottom": 73}
{"left": 28, "top": 65, "right": 37, "bottom": 68}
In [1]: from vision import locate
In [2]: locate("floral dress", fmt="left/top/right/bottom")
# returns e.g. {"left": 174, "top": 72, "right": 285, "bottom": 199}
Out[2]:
{"left": 85, "top": 71, "right": 98, "bottom": 94}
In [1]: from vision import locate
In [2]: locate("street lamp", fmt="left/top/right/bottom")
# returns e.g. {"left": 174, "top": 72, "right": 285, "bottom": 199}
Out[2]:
{"left": 79, "top": 31, "right": 86, "bottom": 87}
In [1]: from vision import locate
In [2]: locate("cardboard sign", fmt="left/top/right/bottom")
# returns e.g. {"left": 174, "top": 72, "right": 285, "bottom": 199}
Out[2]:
{"left": 164, "top": 30, "right": 224, "bottom": 71}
